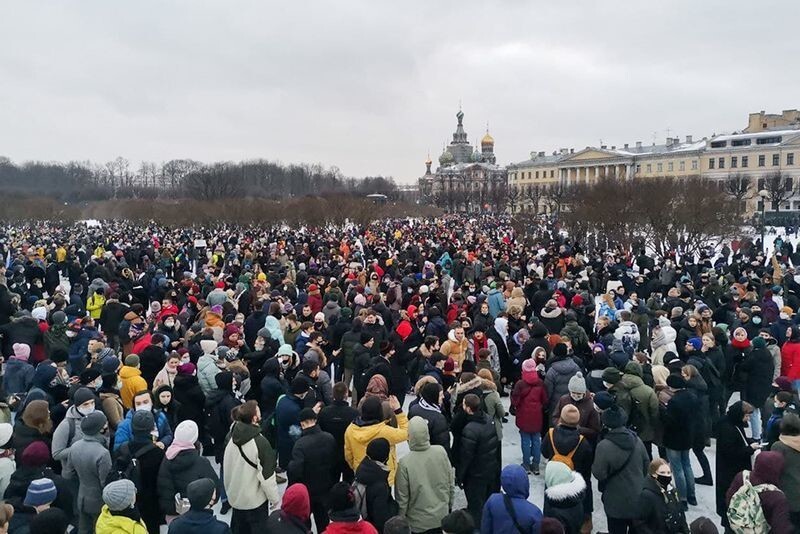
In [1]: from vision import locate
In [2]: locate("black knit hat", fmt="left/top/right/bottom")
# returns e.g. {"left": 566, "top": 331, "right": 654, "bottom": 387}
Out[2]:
{"left": 366, "top": 437, "right": 390, "bottom": 463}
{"left": 441, "top": 509, "right": 475, "bottom": 533}
{"left": 601, "top": 405, "right": 627, "bottom": 429}
{"left": 328, "top": 481, "right": 356, "bottom": 513}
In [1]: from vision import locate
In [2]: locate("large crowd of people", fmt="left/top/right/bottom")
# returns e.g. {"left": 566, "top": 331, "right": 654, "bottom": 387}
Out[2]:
{"left": 0, "top": 215, "right": 796, "bottom": 533}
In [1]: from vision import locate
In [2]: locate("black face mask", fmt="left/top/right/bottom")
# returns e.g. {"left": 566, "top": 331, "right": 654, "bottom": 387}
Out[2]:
{"left": 656, "top": 475, "right": 671, "bottom": 489}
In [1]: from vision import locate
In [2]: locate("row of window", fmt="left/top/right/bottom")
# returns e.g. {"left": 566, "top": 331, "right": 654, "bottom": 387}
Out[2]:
{"left": 709, "top": 152, "right": 795, "bottom": 170}
{"left": 711, "top": 136, "right": 783, "bottom": 148}
{"left": 511, "top": 169, "right": 556, "bottom": 180}
{"left": 637, "top": 160, "right": 699, "bottom": 174}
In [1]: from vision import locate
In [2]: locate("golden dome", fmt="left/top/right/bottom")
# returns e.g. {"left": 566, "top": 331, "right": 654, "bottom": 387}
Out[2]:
{"left": 425, "top": 153, "right": 432, "bottom": 165}
{"left": 481, "top": 131, "right": 494, "bottom": 145}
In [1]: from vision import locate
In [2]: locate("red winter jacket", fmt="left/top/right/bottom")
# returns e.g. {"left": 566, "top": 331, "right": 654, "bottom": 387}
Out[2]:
{"left": 511, "top": 369, "right": 547, "bottom": 433}
{"left": 324, "top": 519, "right": 379, "bottom": 534}
{"left": 781, "top": 340, "right": 800, "bottom": 380}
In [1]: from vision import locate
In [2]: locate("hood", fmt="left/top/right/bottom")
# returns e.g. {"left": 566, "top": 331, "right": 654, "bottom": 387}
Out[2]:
{"left": 456, "top": 376, "right": 483, "bottom": 395}
{"left": 604, "top": 427, "right": 636, "bottom": 451}
{"left": 544, "top": 471, "right": 586, "bottom": 502}
{"left": 530, "top": 322, "right": 549, "bottom": 338}
{"left": 500, "top": 465, "right": 529, "bottom": 499}
{"left": 230, "top": 420, "right": 262, "bottom": 446}
{"left": 726, "top": 401, "right": 748, "bottom": 428}
{"left": 282, "top": 483, "right": 311, "bottom": 521}
{"left": 355, "top": 457, "right": 389, "bottom": 485}
{"left": 521, "top": 369, "right": 541, "bottom": 386}
{"left": 323, "top": 301, "right": 340, "bottom": 310}
{"left": 408, "top": 416, "right": 431, "bottom": 451}
{"left": 751, "top": 451, "right": 785, "bottom": 486}
{"left": 119, "top": 366, "right": 141, "bottom": 379}
{"left": 541, "top": 306, "right": 563, "bottom": 319}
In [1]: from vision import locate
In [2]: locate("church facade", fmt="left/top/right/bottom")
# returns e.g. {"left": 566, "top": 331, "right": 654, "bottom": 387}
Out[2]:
{"left": 419, "top": 109, "right": 508, "bottom": 212}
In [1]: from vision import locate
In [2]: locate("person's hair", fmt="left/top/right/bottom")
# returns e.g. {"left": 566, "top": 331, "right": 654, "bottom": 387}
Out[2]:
{"left": 740, "top": 401, "right": 755, "bottom": 415}
{"left": 681, "top": 364, "right": 698, "bottom": 378}
{"left": 780, "top": 413, "right": 800, "bottom": 436}
{"left": 302, "top": 359, "right": 319, "bottom": 374}
{"left": 423, "top": 336, "right": 439, "bottom": 349}
{"left": 167, "top": 353, "right": 181, "bottom": 362}
{"left": 776, "top": 391, "right": 794, "bottom": 404}
{"left": 301, "top": 321, "right": 313, "bottom": 331}
{"left": 648, "top": 457, "right": 669, "bottom": 476}
{"left": 477, "top": 348, "right": 490, "bottom": 361}
{"left": 0, "top": 503, "right": 13, "bottom": 528}
{"left": 233, "top": 400, "right": 259, "bottom": 424}
{"left": 151, "top": 333, "right": 165, "bottom": 345}
{"left": 463, "top": 393, "right": 481, "bottom": 412}
{"left": 133, "top": 390, "right": 152, "bottom": 403}
{"left": 383, "top": 516, "right": 411, "bottom": 534}
{"left": 333, "top": 382, "right": 349, "bottom": 402}
{"left": 459, "top": 372, "right": 476, "bottom": 384}
{"left": 618, "top": 310, "right": 631, "bottom": 322}
{"left": 309, "top": 331, "right": 323, "bottom": 343}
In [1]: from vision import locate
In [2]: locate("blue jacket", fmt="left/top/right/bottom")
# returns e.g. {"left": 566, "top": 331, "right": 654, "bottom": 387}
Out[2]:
{"left": 481, "top": 465, "right": 543, "bottom": 534}
{"left": 167, "top": 509, "right": 230, "bottom": 534}
{"left": 274, "top": 394, "right": 304, "bottom": 469}
{"left": 487, "top": 289, "right": 506, "bottom": 319}
{"left": 113, "top": 409, "right": 173, "bottom": 451}
{"left": 68, "top": 327, "right": 101, "bottom": 361}
{"left": 3, "top": 358, "right": 34, "bottom": 395}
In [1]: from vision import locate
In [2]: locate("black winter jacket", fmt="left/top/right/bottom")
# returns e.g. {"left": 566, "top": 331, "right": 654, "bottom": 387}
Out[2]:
{"left": 408, "top": 400, "right": 451, "bottom": 457}
{"left": 157, "top": 448, "right": 220, "bottom": 515}
{"left": 354, "top": 457, "right": 398, "bottom": 533}
{"left": 454, "top": 411, "right": 500, "bottom": 484}
{"left": 287, "top": 425, "right": 338, "bottom": 498}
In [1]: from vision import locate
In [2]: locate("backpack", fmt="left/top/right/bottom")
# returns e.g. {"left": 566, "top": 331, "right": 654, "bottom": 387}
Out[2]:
{"left": 351, "top": 480, "right": 369, "bottom": 519}
{"left": 105, "top": 442, "right": 157, "bottom": 489}
{"left": 727, "top": 470, "right": 780, "bottom": 534}
{"left": 627, "top": 395, "right": 645, "bottom": 435}
{"left": 546, "top": 428, "right": 584, "bottom": 470}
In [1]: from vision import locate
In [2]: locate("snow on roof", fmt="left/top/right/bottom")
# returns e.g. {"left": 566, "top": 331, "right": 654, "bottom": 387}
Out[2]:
{"left": 711, "top": 128, "right": 800, "bottom": 143}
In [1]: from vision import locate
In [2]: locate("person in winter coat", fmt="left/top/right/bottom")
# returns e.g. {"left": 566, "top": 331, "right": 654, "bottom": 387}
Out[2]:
{"left": 51, "top": 387, "right": 96, "bottom": 478}
{"left": 119, "top": 354, "right": 148, "bottom": 410}
{"left": 715, "top": 401, "right": 758, "bottom": 528}
{"left": 407, "top": 381, "right": 450, "bottom": 457}
{"left": 168, "top": 478, "right": 230, "bottom": 534}
{"left": 12, "top": 399, "right": 53, "bottom": 466}
{"left": 318, "top": 382, "right": 359, "bottom": 483}
{"left": 0, "top": 424, "right": 13, "bottom": 497}
{"left": 118, "top": 410, "right": 166, "bottom": 533}
{"left": 157, "top": 420, "right": 220, "bottom": 519}
{"left": 206, "top": 371, "right": 242, "bottom": 462}
{"left": 68, "top": 411, "right": 111, "bottom": 534}
{"left": 724, "top": 327, "right": 751, "bottom": 405}
{"left": 275, "top": 378, "right": 309, "bottom": 469}
{"left": 287, "top": 408, "right": 337, "bottom": 533}
{"left": 259, "top": 357, "right": 288, "bottom": 422}
{"left": 592, "top": 405, "right": 649, "bottom": 534}
{"left": 650, "top": 316, "right": 677, "bottom": 367}
{"left": 153, "top": 352, "right": 181, "bottom": 391}
{"left": 550, "top": 372, "right": 602, "bottom": 443}
{"left": 264, "top": 482, "right": 311, "bottom": 534}
{"left": 614, "top": 310, "right": 641, "bottom": 357}
{"left": 325, "top": 481, "right": 379, "bottom": 534}
{"left": 223, "top": 400, "right": 279, "bottom": 533}
{"left": 453, "top": 393, "right": 500, "bottom": 526}
{"left": 95, "top": 479, "right": 148, "bottom": 534}
{"left": 781, "top": 324, "right": 800, "bottom": 379}
{"left": 540, "top": 300, "right": 566, "bottom": 335}
{"left": 771, "top": 413, "right": 800, "bottom": 530}
{"left": 172, "top": 362, "right": 205, "bottom": 424}
{"left": 741, "top": 336, "right": 776, "bottom": 441}
{"left": 544, "top": 343, "right": 581, "bottom": 419}
{"left": 114, "top": 390, "right": 174, "bottom": 451}
{"left": 633, "top": 458, "right": 689, "bottom": 534}
{"left": 345, "top": 395, "right": 408, "bottom": 487}
{"left": 396, "top": 416, "right": 454, "bottom": 533}
{"left": 616, "top": 361, "right": 659, "bottom": 453}
{"left": 725, "top": 451, "right": 794, "bottom": 534}
{"left": 3, "top": 343, "right": 34, "bottom": 395}
{"left": 440, "top": 327, "right": 468, "bottom": 371}
{"left": 353, "top": 438, "right": 398, "bottom": 532}
{"left": 197, "top": 339, "right": 221, "bottom": 395}
{"left": 481, "top": 464, "right": 543, "bottom": 534}
{"left": 661, "top": 374, "right": 697, "bottom": 508}
{"left": 543, "top": 460, "right": 586, "bottom": 534}
{"left": 154, "top": 384, "right": 181, "bottom": 433}
{"left": 511, "top": 358, "right": 548, "bottom": 474}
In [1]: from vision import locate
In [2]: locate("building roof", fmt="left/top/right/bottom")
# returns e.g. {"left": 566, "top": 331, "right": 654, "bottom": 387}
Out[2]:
{"left": 508, "top": 153, "right": 567, "bottom": 169}
{"left": 708, "top": 128, "right": 800, "bottom": 145}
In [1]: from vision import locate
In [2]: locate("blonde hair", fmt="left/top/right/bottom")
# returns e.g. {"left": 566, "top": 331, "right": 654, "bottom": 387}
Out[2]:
{"left": 648, "top": 457, "right": 669, "bottom": 476}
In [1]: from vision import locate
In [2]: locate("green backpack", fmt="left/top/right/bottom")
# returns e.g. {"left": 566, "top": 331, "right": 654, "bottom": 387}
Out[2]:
{"left": 727, "top": 470, "right": 780, "bottom": 534}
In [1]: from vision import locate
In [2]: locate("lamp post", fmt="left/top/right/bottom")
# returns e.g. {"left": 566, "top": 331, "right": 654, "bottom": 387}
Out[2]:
{"left": 759, "top": 189, "right": 769, "bottom": 252}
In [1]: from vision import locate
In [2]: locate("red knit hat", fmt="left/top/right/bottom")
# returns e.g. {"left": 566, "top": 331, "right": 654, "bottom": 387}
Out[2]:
{"left": 21, "top": 440, "right": 50, "bottom": 467}
{"left": 282, "top": 483, "right": 310, "bottom": 521}
{"left": 308, "top": 284, "right": 318, "bottom": 293}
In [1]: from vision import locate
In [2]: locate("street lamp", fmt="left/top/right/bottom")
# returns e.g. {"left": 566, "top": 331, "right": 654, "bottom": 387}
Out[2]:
{"left": 759, "top": 189, "right": 769, "bottom": 252}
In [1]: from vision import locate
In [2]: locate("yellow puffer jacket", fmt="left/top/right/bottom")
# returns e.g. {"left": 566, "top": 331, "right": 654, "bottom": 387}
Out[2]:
{"left": 344, "top": 412, "right": 408, "bottom": 486}
{"left": 95, "top": 505, "right": 148, "bottom": 534}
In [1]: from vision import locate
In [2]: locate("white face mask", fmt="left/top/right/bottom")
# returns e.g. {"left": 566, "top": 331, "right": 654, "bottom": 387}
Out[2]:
{"left": 602, "top": 380, "right": 613, "bottom": 389}
{"left": 135, "top": 402, "right": 152, "bottom": 412}
{"left": 66, "top": 331, "right": 77, "bottom": 338}
{"left": 164, "top": 320, "right": 175, "bottom": 328}
{"left": 254, "top": 340, "right": 265, "bottom": 351}
{"left": 77, "top": 405, "right": 95, "bottom": 416}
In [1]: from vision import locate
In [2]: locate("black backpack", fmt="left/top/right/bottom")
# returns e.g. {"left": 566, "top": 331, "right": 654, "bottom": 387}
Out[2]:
{"left": 627, "top": 396, "right": 645, "bottom": 435}
{"left": 105, "top": 442, "right": 156, "bottom": 489}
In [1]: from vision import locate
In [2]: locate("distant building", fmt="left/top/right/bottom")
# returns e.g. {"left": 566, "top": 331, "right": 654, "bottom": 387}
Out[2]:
{"left": 744, "top": 109, "right": 800, "bottom": 133}
{"left": 419, "top": 109, "right": 507, "bottom": 212}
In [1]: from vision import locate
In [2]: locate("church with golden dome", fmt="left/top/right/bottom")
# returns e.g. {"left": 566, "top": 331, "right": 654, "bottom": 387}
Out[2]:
{"left": 419, "top": 108, "right": 508, "bottom": 212}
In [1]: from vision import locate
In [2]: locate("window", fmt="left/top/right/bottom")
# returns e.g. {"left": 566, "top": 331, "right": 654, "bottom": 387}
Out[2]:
{"left": 759, "top": 155, "right": 766, "bottom": 167}
{"left": 636, "top": 164, "right": 641, "bottom": 173}
{"left": 710, "top": 141, "right": 727, "bottom": 148}
{"left": 646, "top": 164, "right": 652, "bottom": 173}
{"left": 788, "top": 153, "right": 795, "bottom": 165}
{"left": 773, "top": 154, "right": 780, "bottom": 166}
{"left": 758, "top": 177, "right": 765, "bottom": 189}
{"left": 708, "top": 158, "right": 715, "bottom": 169}
{"left": 668, "top": 162, "right": 674, "bottom": 171}
{"left": 757, "top": 200, "right": 764, "bottom": 211}
{"left": 731, "top": 156, "right": 738, "bottom": 168}
{"left": 757, "top": 136, "right": 783, "bottom": 145}
{"left": 550, "top": 170, "right": 554, "bottom": 178}
{"left": 679, "top": 161, "right": 685, "bottom": 171}
{"left": 692, "top": 160, "right": 698, "bottom": 170}
{"left": 657, "top": 163, "right": 663, "bottom": 172}
{"left": 535, "top": 171, "right": 539, "bottom": 179}
{"left": 786, "top": 177, "right": 794, "bottom": 191}
{"left": 732, "top": 139, "right": 752, "bottom": 147}
{"left": 718, "top": 157, "right": 725, "bottom": 169}
{"left": 742, "top": 156, "right": 749, "bottom": 168}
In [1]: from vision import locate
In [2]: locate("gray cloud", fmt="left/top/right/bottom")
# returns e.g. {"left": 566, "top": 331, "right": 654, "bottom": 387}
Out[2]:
{"left": 1, "top": 1, "right": 799, "bottom": 183}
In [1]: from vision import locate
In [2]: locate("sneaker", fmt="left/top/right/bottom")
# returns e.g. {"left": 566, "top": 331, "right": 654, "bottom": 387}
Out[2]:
{"left": 220, "top": 501, "right": 231, "bottom": 515}
{"left": 532, "top": 466, "right": 540, "bottom": 476}
{"left": 521, "top": 463, "right": 531, "bottom": 474}
{"left": 694, "top": 476, "right": 713, "bottom": 486}
{"left": 687, "top": 496, "right": 697, "bottom": 506}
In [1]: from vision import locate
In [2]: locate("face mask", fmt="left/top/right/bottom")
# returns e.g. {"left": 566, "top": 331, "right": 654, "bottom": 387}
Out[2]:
{"left": 66, "top": 331, "right": 77, "bottom": 338}
{"left": 136, "top": 402, "right": 152, "bottom": 412}
{"left": 656, "top": 474, "right": 672, "bottom": 489}
{"left": 77, "top": 405, "right": 95, "bottom": 416}
{"left": 92, "top": 380, "right": 102, "bottom": 390}
{"left": 254, "top": 340, "right": 265, "bottom": 351}
{"left": 165, "top": 321, "right": 175, "bottom": 328}
{"left": 602, "top": 381, "right": 612, "bottom": 389}
{"left": 570, "top": 393, "right": 585, "bottom": 402}
{"left": 116, "top": 379, "right": 123, "bottom": 390}
{"left": 753, "top": 316, "right": 762, "bottom": 325}
{"left": 280, "top": 359, "right": 290, "bottom": 369}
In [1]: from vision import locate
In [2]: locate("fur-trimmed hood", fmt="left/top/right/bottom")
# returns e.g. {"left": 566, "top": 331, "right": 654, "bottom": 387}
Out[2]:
{"left": 456, "top": 376, "right": 484, "bottom": 395}
{"left": 544, "top": 471, "right": 586, "bottom": 502}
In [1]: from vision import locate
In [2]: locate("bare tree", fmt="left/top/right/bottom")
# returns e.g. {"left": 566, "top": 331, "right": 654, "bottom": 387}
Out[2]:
{"left": 524, "top": 184, "right": 543, "bottom": 214}
{"left": 722, "top": 173, "right": 752, "bottom": 216}
{"left": 506, "top": 186, "right": 522, "bottom": 213}
{"left": 544, "top": 183, "right": 570, "bottom": 215}
{"left": 761, "top": 171, "right": 794, "bottom": 212}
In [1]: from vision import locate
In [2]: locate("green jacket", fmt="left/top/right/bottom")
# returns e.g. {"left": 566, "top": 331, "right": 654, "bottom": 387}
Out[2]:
{"left": 396, "top": 417, "right": 454, "bottom": 532}
{"left": 617, "top": 362, "right": 660, "bottom": 442}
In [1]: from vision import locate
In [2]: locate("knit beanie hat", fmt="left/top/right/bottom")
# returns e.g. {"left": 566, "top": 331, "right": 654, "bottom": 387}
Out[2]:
{"left": 277, "top": 344, "right": 294, "bottom": 357}
{"left": 186, "top": 478, "right": 216, "bottom": 510}
{"left": 560, "top": 405, "right": 581, "bottom": 426}
{"left": 72, "top": 387, "right": 95, "bottom": 407}
{"left": 521, "top": 358, "right": 537, "bottom": 373}
{"left": 601, "top": 367, "right": 622, "bottom": 384}
{"left": 440, "top": 509, "right": 475, "bottom": 534}
{"left": 80, "top": 411, "right": 107, "bottom": 436}
{"left": 593, "top": 391, "right": 615, "bottom": 411}
{"left": 101, "top": 356, "right": 121, "bottom": 375}
{"left": 328, "top": 481, "right": 356, "bottom": 513}
{"left": 132, "top": 410, "right": 154, "bottom": 436}
{"left": 124, "top": 354, "right": 140, "bottom": 367}
{"left": 540, "top": 517, "right": 568, "bottom": 534}
{"left": 601, "top": 405, "right": 627, "bottom": 429}
{"left": 552, "top": 343, "right": 568, "bottom": 358}
{"left": 360, "top": 396, "right": 384, "bottom": 423}
{"left": 545, "top": 460, "right": 573, "bottom": 488}
{"left": 0, "top": 423, "right": 12, "bottom": 449}
{"left": 103, "top": 479, "right": 137, "bottom": 511}
{"left": 775, "top": 376, "right": 793, "bottom": 392}
{"left": 282, "top": 483, "right": 311, "bottom": 520}
{"left": 174, "top": 420, "right": 199, "bottom": 444}
{"left": 366, "top": 437, "right": 390, "bottom": 463}
{"left": 290, "top": 377, "right": 310, "bottom": 395}
{"left": 461, "top": 360, "right": 476, "bottom": 373}
{"left": 687, "top": 337, "right": 702, "bottom": 351}
{"left": 24, "top": 478, "right": 57, "bottom": 507}
{"left": 28, "top": 508, "right": 70, "bottom": 534}
{"left": 51, "top": 311, "right": 67, "bottom": 325}
{"left": 200, "top": 339, "right": 218, "bottom": 355}
{"left": 11, "top": 343, "right": 30, "bottom": 362}
{"left": 752, "top": 336, "right": 767, "bottom": 349}
{"left": 21, "top": 440, "right": 50, "bottom": 467}
{"left": 177, "top": 362, "right": 196, "bottom": 375}
{"left": 567, "top": 372, "right": 586, "bottom": 394}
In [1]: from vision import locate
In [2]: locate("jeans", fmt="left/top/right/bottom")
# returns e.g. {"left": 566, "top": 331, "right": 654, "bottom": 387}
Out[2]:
{"left": 750, "top": 407, "right": 762, "bottom": 441}
{"left": 520, "top": 432, "right": 541, "bottom": 467}
{"left": 666, "top": 448, "right": 695, "bottom": 502}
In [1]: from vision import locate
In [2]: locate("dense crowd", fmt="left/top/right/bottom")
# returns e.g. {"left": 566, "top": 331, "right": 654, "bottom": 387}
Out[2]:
{"left": 0, "top": 215, "right": 796, "bottom": 534}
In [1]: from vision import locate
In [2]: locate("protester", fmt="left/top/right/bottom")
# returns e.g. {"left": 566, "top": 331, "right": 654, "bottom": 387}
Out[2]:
{"left": 481, "top": 464, "right": 543, "bottom": 533}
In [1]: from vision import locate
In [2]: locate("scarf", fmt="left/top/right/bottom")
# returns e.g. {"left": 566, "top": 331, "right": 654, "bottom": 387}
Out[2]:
{"left": 731, "top": 338, "right": 751, "bottom": 350}
{"left": 166, "top": 440, "right": 197, "bottom": 460}
{"left": 418, "top": 398, "right": 441, "bottom": 413}
{"left": 472, "top": 336, "right": 487, "bottom": 357}
{"left": 779, "top": 434, "right": 800, "bottom": 453}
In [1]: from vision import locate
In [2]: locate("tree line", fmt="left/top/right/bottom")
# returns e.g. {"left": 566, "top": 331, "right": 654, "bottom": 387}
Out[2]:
{"left": 0, "top": 156, "right": 399, "bottom": 201}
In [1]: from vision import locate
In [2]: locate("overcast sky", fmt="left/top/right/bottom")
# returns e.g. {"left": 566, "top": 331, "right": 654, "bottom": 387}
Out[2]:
{"left": 2, "top": 1, "right": 800, "bottom": 184}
